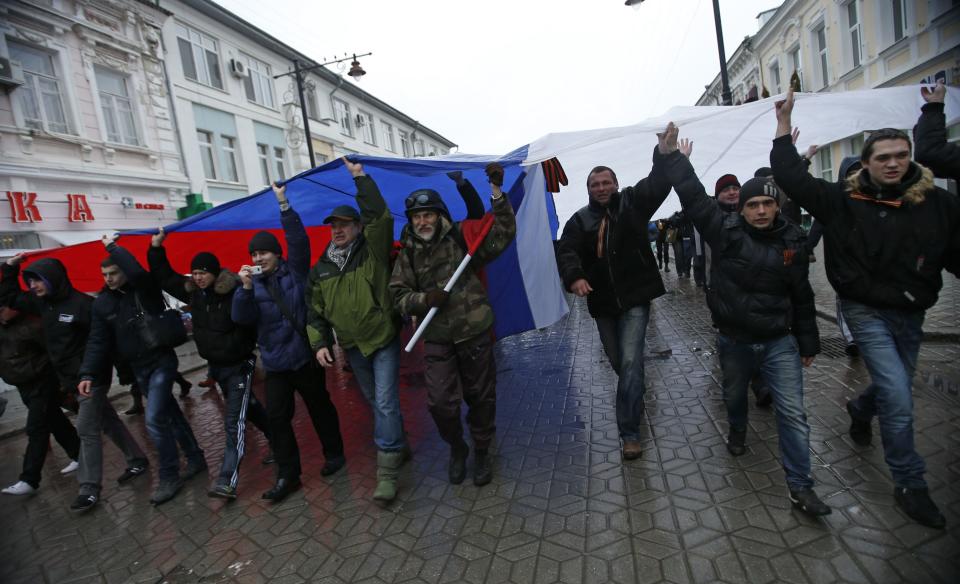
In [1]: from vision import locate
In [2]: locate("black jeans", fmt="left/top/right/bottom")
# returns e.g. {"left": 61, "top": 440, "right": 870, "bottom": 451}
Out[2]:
{"left": 18, "top": 368, "right": 79, "bottom": 488}
{"left": 265, "top": 361, "right": 344, "bottom": 481}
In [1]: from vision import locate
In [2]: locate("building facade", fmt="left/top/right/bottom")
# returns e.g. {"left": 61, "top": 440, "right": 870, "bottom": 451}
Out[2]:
{"left": 0, "top": 0, "right": 456, "bottom": 254}
{"left": 697, "top": 0, "right": 959, "bottom": 186}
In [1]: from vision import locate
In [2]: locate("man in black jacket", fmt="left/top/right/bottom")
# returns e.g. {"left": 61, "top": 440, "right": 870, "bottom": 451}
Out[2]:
{"left": 148, "top": 229, "right": 270, "bottom": 500}
{"left": 1, "top": 255, "right": 148, "bottom": 512}
{"left": 914, "top": 80, "right": 959, "bottom": 181}
{"left": 0, "top": 305, "right": 79, "bottom": 496}
{"left": 771, "top": 89, "right": 960, "bottom": 529}
{"left": 556, "top": 141, "right": 671, "bottom": 461}
{"left": 79, "top": 236, "right": 206, "bottom": 506}
{"left": 659, "top": 123, "right": 829, "bottom": 517}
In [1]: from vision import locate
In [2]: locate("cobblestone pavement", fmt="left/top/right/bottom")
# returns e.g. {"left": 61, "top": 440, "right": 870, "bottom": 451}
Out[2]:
{"left": 0, "top": 267, "right": 958, "bottom": 584}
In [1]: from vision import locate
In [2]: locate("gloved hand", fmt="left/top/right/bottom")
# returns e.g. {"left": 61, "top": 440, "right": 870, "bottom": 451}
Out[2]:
{"left": 485, "top": 163, "right": 504, "bottom": 187}
{"left": 424, "top": 289, "right": 449, "bottom": 308}
{"left": 446, "top": 171, "right": 465, "bottom": 186}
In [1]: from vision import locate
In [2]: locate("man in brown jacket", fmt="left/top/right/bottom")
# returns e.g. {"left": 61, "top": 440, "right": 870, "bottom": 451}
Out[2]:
{"left": 390, "top": 164, "right": 516, "bottom": 486}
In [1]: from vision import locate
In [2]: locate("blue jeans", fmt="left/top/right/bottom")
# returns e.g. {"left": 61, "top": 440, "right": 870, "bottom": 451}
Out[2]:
{"left": 135, "top": 353, "right": 204, "bottom": 482}
{"left": 717, "top": 333, "right": 813, "bottom": 491}
{"left": 595, "top": 304, "right": 650, "bottom": 442}
{"left": 345, "top": 336, "right": 406, "bottom": 452}
{"left": 209, "top": 358, "right": 271, "bottom": 489}
{"left": 841, "top": 299, "right": 926, "bottom": 488}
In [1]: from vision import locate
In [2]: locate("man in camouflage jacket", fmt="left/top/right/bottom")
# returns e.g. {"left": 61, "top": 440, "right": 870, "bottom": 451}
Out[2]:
{"left": 390, "top": 163, "right": 516, "bottom": 487}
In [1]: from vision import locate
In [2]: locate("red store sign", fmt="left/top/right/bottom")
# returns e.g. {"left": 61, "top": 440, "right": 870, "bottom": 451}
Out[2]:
{"left": 6, "top": 192, "right": 166, "bottom": 224}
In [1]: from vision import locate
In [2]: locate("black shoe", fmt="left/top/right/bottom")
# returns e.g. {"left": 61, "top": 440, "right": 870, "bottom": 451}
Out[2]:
{"left": 449, "top": 444, "right": 469, "bottom": 485}
{"left": 894, "top": 487, "right": 946, "bottom": 529}
{"left": 207, "top": 484, "right": 237, "bottom": 500}
{"left": 320, "top": 455, "right": 346, "bottom": 477}
{"left": 124, "top": 404, "right": 144, "bottom": 416}
{"left": 70, "top": 493, "right": 99, "bottom": 513}
{"left": 150, "top": 479, "right": 183, "bottom": 505}
{"left": 262, "top": 478, "right": 301, "bottom": 503}
{"left": 846, "top": 401, "right": 872, "bottom": 446}
{"left": 117, "top": 463, "right": 149, "bottom": 484}
{"left": 845, "top": 343, "right": 860, "bottom": 357}
{"left": 183, "top": 458, "right": 208, "bottom": 480}
{"left": 789, "top": 488, "right": 832, "bottom": 517}
{"left": 726, "top": 428, "right": 746, "bottom": 456}
{"left": 755, "top": 390, "right": 773, "bottom": 408}
{"left": 179, "top": 380, "right": 192, "bottom": 398}
{"left": 473, "top": 449, "right": 493, "bottom": 486}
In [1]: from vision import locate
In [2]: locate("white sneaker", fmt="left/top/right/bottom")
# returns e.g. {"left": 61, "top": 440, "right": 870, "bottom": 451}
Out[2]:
{"left": 60, "top": 460, "right": 79, "bottom": 475}
{"left": 2, "top": 481, "right": 37, "bottom": 495}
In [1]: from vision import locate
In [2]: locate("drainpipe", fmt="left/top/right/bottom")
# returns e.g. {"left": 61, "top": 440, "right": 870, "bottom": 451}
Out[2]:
{"left": 158, "top": 32, "right": 190, "bottom": 198}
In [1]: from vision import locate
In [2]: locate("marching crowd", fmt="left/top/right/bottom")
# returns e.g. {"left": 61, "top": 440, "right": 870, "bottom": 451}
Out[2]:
{"left": 1, "top": 82, "right": 957, "bottom": 532}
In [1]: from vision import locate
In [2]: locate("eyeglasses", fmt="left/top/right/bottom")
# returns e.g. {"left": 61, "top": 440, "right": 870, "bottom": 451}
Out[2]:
{"left": 405, "top": 192, "right": 433, "bottom": 209}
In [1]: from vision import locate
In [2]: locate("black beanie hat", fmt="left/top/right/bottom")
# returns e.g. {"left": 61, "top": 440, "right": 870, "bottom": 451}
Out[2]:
{"left": 190, "top": 252, "right": 221, "bottom": 274}
{"left": 737, "top": 177, "right": 780, "bottom": 210}
{"left": 248, "top": 231, "right": 282, "bottom": 255}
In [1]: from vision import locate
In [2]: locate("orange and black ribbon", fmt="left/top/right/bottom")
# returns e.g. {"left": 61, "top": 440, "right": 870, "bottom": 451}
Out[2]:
{"left": 848, "top": 192, "right": 903, "bottom": 208}
{"left": 541, "top": 157, "right": 568, "bottom": 193}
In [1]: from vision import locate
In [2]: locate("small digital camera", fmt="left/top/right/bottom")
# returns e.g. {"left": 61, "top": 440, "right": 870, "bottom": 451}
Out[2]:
{"left": 249, "top": 265, "right": 263, "bottom": 275}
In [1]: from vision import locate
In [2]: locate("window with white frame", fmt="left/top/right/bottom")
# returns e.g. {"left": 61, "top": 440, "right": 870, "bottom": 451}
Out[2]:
{"left": 848, "top": 133, "right": 864, "bottom": 157}
{"left": 94, "top": 66, "right": 139, "bottom": 145}
{"left": 399, "top": 130, "right": 411, "bottom": 157}
{"left": 846, "top": 2, "right": 863, "bottom": 69}
{"left": 892, "top": 0, "right": 908, "bottom": 43}
{"left": 198, "top": 130, "right": 217, "bottom": 180}
{"left": 358, "top": 110, "right": 376, "bottom": 145}
{"left": 221, "top": 135, "right": 239, "bottom": 182}
{"left": 8, "top": 41, "right": 70, "bottom": 134}
{"left": 815, "top": 25, "right": 829, "bottom": 88}
{"left": 175, "top": 23, "right": 223, "bottom": 89}
{"left": 769, "top": 60, "right": 781, "bottom": 94}
{"left": 305, "top": 86, "right": 319, "bottom": 120}
{"left": 414, "top": 138, "right": 425, "bottom": 157}
{"left": 273, "top": 147, "right": 286, "bottom": 180}
{"left": 257, "top": 144, "right": 271, "bottom": 185}
{"left": 242, "top": 53, "right": 275, "bottom": 108}
{"left": 818, "top": 148, "right": 833, "bottom": 182}
{"left": 332, "top": 98, "right": 352, "bottom": 136}
{"left": 381, "top": 120, "right": 396, "bottom": 152}
{"left": 789, "top": 45, "right": 802, "bottom": 89}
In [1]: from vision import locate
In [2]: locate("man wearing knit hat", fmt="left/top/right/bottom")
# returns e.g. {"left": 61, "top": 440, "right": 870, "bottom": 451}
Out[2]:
{"left": 232, "top": 182, "right": 345, "bottom": 503}
{"left": 659, "top": 122, "right": 830, "bottom": 517}
{"left": 148, "top": 230, "right": 272, "bottom": 500}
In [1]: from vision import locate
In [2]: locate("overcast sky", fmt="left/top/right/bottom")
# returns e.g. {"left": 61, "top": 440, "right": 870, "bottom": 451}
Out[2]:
{"left": 217, "top": 0, "right": 783, "bottom": 154}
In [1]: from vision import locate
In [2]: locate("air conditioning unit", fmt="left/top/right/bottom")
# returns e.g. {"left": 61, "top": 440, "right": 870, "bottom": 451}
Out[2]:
{"left": 229, "top": 59, "right": 248, "bottom": 78}
{"left": 0, "top": 57, "right": 24, "bottom": 89}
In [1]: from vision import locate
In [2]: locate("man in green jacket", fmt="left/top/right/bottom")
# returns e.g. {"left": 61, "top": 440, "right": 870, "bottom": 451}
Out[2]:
{"left": 390, "top": 163, "right": 516, "bottom": 487}
{"left": 307, "top": 157, "right": 407, "bottom": 502}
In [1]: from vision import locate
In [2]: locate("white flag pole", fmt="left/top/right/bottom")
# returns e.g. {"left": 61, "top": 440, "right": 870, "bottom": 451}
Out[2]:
{"left": 404, "top": 252, "right": 475, "bottom": 352}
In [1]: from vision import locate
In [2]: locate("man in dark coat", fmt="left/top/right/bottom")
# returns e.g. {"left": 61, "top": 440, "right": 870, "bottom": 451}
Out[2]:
{"left": 556, "top": 142, "right": 672, "bottom": 461}
{"left": 660, "top": 123, "right": 829, "bottom": 517}
{"left": 771, "top": 88, "right": 960, "bottom": 529}
{"left": 914, "top": 80, "right": 959, "bottom": 181}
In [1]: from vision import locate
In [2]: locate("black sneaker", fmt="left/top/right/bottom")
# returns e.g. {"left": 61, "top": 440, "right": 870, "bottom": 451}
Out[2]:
{"left": 894, "top": 487, "right": 946, "bottom": 529}
{"left": 183, "top": 458, "right": 208, "bottom": 480}
{"left": 789, "top": 488, "right": 832, "bottom": 517}
{"left": 726, "top": 428, "right": 746, "bottom": 456}
{"left": 846, "top": 401, "right": 872, "bottom": 446}
{"left": 150, "top": 479, "right": 183, "bottom": 505}
{"left": 449, "top": 444, "right": 469, "bottom": 485}
{"left": 320, "top": 455, "right": 346, "bottom": 477}
{"left": 207, "top": 484, "right": 237, "bottom": 500}
{"left": 70, "top": 493, "right": 99, "bottom": 513}
{"left": 117, "top": 464, "right": 149, "bottom": 484}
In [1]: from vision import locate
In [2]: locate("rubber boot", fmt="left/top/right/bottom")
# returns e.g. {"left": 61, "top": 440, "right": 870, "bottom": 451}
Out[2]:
{"left": 373, "top": 451, "right": 404, "bottom": 502}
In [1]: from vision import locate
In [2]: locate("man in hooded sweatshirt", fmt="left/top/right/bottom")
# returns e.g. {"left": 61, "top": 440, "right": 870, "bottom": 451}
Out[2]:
{"left": 771, "top": 88, "right": 960, "bottom": 529}
{"left": 148, "top": 229, "right": 271, "bottom": 500}
{"left": 233, "top": 182, "right": 345, "bottom": 503}
{"left": 1, "top": 254, "right": 148, "bottom": 512}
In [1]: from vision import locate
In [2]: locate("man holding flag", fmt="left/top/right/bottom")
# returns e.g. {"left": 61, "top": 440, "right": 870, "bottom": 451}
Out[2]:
{"left": 390, "top": 163, "right": 516, "bottom": 487}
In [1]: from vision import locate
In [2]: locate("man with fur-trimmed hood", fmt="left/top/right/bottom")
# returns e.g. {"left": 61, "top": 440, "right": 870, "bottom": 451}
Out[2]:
{"left": 771, "top": 89, "right": 960, "bottom": 529}
{"left": 148, "top": 232, "right": 271, "bottom": 500}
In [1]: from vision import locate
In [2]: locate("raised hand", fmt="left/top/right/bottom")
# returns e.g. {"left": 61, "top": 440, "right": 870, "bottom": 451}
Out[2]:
{"left": 791, "top": 127, "right": 800, "bottom": 145}
{"left": 101, "top": 233, "right": 118, "bottom": 249}
{"left": 657, "top": 122, "right": 679, "bottom": 155}
{"left": 271, "top": 181, "right": 287, "bottom": 203}
{"left": 679, "top": 138, "right": 693, "bottom": 158}
{"left": 921, "top": 80, "right": 946, "bottom": 104}
{"left": 775, "top": 88, "right": 795, "bottom": 138}
{"left": 804, "top": 144, "right": 819, "bottom": 159}
{"left": 342, "top": 156, "right": 365, "bottom": 178}
{"left": 151, "top": 226, "right": 166, "bottom": 248}
{"left": 5, "top": 252, "right": 25, "bottom": 267}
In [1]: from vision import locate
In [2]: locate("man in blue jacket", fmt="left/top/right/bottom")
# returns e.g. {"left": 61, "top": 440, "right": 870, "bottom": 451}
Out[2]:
{"left": 233, "top": 182, "right": 345, "bottom": 503}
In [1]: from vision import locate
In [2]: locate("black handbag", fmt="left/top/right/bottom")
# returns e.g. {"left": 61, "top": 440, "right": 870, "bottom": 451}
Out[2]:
{"left": 133, "top": 293, "right": 188, "bottom": 350}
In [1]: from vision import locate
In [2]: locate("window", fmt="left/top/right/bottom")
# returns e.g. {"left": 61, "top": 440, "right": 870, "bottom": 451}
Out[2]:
{"left": 818, "top": 148, "right": 833, "bottom": 182}
{"left": 176, "top": 23, "right": 223, "bottom": 89}
{"left": 257, "top": 144, "right": 271, "bottom": 185}
{"left": 892, "top": 0, "right": 907, "bottom": 42}
{"left": 847, "top": 2, "right": 862, "bottom": 68}
{"left": 8, "top": 41, "right": 69, "bottom": 133}
{"left": 769, "top": 60, "right": 781, "bottom": 95}
{"left": 242, "top": 53, "right": 275, "bottom": 108}
{"left": 815, "top": 25, "right": 829, "bottom": 88}
{"left": 332, "top": 98, "right": 352, "bottom": 136}
{"left": 848, "top": 133, "right": 864, "bottom": 157}
{"left": 95, "top": 67, "right": 138, "bottom": 145}
{"left": 273, "top": 147, "right": 286, "bottom": 180}
{"left": 381, "top": 120, "right": 396, "bottom": 152}
{"left": 399, "top": 130, "right": 411, "bottom": 157}
{"left": 414, "top": 138, "right": 425, "bottom": 157}
{"left": 221, "top": 136, "right": 239, "bottom": 182}
{"left": 358, "top": 110, "right": 376, "bottom": 145}
{"left": 305, "top": 87, "right": 319, "bottom": 120}
{"left": 198, "top": 130, "right": 217, "bottom": 180}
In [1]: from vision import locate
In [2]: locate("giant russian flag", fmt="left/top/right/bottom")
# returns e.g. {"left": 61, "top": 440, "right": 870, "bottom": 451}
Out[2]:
{"left": 21, "top": 151, "right": 571, "bottom": 340}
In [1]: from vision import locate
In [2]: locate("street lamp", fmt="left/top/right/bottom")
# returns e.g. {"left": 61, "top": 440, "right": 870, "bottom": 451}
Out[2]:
{"left": 274, "top": 52, "right": 372, "bottom": 168}
{"left": 625, "top": 0, "right": 732, "bottom": 105}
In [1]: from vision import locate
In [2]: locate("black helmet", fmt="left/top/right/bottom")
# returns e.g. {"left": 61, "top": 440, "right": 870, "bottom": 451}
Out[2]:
{"left": 404, "top": 189, "right": 450, "bottom": 219}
